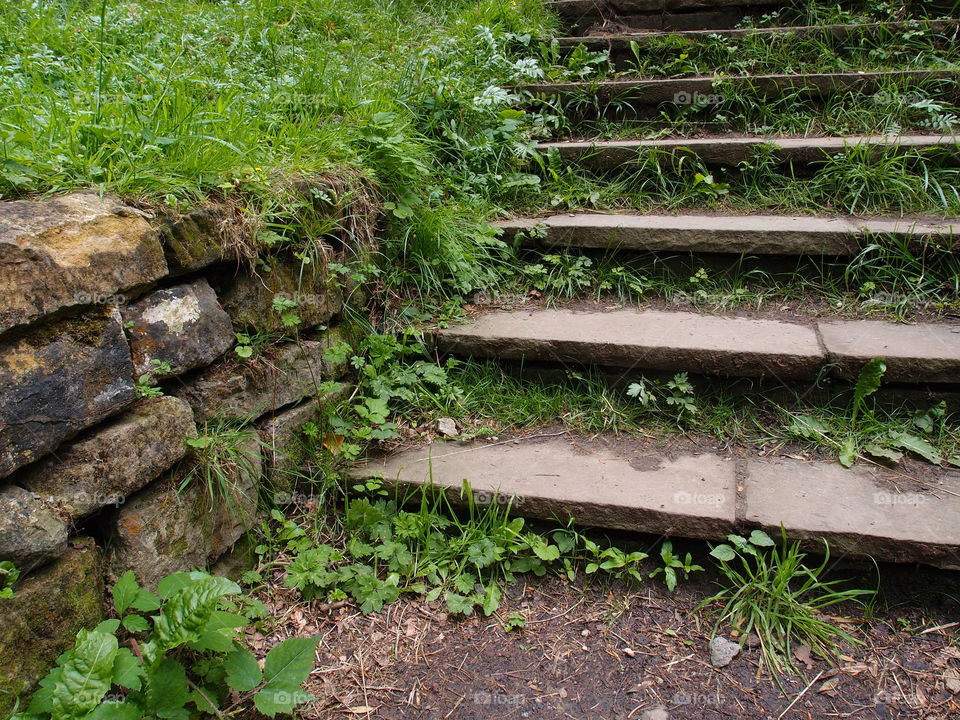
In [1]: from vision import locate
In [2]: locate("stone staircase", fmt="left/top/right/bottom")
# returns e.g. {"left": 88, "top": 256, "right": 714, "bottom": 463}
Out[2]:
{"left": 355, "top": 0, "right": 960, "bottom": 567}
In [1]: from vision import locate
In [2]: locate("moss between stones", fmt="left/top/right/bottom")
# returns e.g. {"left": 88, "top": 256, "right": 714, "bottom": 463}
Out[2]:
{"left": 0, "top": 538, "right": 105, "bottom": 715}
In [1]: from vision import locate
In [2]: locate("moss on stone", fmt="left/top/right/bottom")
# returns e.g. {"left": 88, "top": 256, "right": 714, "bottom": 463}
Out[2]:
{"left": 0, "top": 538, "right": 105, "bottom": 715}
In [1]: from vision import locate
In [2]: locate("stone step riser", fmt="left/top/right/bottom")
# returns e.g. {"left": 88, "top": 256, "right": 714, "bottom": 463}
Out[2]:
{"left": 431, "top": 308, "right": 960, "bottom": 384}
{"left": 554, "top": 0, "right": 781, "bottom": 34}
{"left": 537, "top": 135, "right": 960, "bottom": 171}
{"left": 497, "top": 213, "right": 957, "bottom": 257}
{"left": 523, "top": 71, "right": 960, "bottom": 118}
{"left": 554, "top": 21, "right": 960, "bottom": 63}
{"left": 353, "top": 437, "right": 960, "bottom": 569}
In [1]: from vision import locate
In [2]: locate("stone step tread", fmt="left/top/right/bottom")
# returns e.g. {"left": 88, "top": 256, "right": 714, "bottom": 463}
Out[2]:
{"left": 352, "top": 436, "right": 960, "bottom": 568}
{"left": 554, "top": 19, "right": 960, "bottom": 46}
{"left": 496, "top": 212, "right": 958, "bottom": 256}
{"left": 538, "top": 134, "right": 960, "bottom": 166}
{"left": 431, "top": 307, "right": 960, "bottom": 382}
{"left": 523, "top": 69, "right": 959, "bottom": 100}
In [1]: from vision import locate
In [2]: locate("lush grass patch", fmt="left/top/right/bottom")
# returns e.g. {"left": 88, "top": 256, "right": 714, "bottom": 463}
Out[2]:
{"left": 525, "top": 144, "right": 960, "bottom": 216}
{"left": 0, "top": 0, "right": 560, "bottom": 294}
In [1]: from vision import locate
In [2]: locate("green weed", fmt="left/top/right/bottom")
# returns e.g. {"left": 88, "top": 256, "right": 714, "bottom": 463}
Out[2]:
{"left": 702, "top": 529, "right": 874, "bottom": 678}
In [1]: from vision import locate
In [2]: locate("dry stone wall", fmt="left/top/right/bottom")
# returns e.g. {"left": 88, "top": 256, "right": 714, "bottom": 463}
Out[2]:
{"left": 0, "top": 188, "right": 376, "bottom": 709}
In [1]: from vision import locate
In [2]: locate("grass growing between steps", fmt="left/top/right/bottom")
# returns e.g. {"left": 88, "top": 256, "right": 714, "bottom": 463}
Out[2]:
{"left": 545, "top": 19, "right": 960, "bottom": 81}
{"left": 402, "top": 358, "right": 960, "bottom": 470}
{"left": 527, "top": 143, "right": 960, "bottom": 215}
{"left": 542, "top": 79, "right": 960, "bottom": 138}
{"left": 496, "top": 243, "right": 960, "bottom": 321}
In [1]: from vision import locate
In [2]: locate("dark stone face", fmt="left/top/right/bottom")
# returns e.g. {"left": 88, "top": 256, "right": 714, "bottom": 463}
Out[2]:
{"left": 0, "top": 308, "right": 135, "bottom": 478}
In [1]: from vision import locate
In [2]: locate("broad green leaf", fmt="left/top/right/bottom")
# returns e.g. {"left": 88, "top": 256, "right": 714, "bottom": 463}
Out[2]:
{"left": 122, "top": 614, "right": 149, "bottom": 633}
{"left": 664, "top": 566, "right": 677, "bottom": 592}
{"left": 482, "top": 583, "right": 501, "bottom": 617}
{"left": 864, "top": 444, "right": 903, "bottom": 463}
{"left": 111, "top": 648, "right": 144, "bottom": 691}
{"left": 151, "top": 576, "right": 241, "bottom": 656}
{"left": 49, "top": 629, "right": 118, "bottom": 719}
{"left": 839, "top": 437, "right": 858, "bottom": 468}
{"left": 88, "top": 701, "right": 144, "bottom": 720}
{"left": 852, "top": 358, "right": 886, "bottom": 421}
{"left": 225, "top": 646, "right": 263, "bottom": 692}
{"left": 156, "top": 572, "right": 193, "bottom": 599}
{"left": 131, "top": 588, "right": 162, "bottom": 613}
{"left": 887, "top": 432, "right": 943, "bottom": 465}
{"left": 444, "top": 591, "right": 477, "bottom": 616}
{"left": 145, "top": 657, "right": 190, "bottom": 715}
{"left": 254, "top": 686, "right": 315, "bottom": 717}
{"left": 112, "top": 571, "right": 140, "bottom": 614}
{"left": 748, "top": 530, "right": 775, "bottom": 547}
{"left": 709, "top": 544, "right": 736, "bottom": 562}
{"left": 787, "top": 414, "right": 830, "bottom": 440}
{"left": 263, "top": 636, "right": 320, "bottom": 690}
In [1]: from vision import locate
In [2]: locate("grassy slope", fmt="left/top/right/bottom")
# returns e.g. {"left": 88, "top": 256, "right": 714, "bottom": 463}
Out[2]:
{"left": 0, "top": 0, "right": 551, "bottom": 199}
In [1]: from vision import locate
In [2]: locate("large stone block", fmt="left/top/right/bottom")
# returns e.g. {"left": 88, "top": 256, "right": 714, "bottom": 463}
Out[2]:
{"left": 0, "top": 485, "right": 68, "bottom": 573}
{"left": 0, "top": 308, "right": 136, "bottom": 478}
{"left": 219, "top": 254, "right": 343, "bottom": 334}
{"left": 175, "top": 326, "right": 355, "bottom": 422}
{"left": 0, "top": 538, "right": 105, "bottom": 716}
{"left": 0, "top": 191, "right": 167, "bottom": 333}
{"left": 122, "top": 279, "right": 234, "bottom": 378}
{"left": 17, "top": 396, "right": 196, "bottom": 519}
{"left": 108, "top": 437, "right": 262, "bottom": 589}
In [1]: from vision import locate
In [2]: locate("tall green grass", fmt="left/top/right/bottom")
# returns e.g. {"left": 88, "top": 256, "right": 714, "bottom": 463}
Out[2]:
{"left": 0, "top": 0, "right": 556, "bottom": 293}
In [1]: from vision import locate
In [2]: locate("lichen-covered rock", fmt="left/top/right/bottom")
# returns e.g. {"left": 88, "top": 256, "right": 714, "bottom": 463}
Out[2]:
{"left": 121, "top": 278, "right": 234, "bottom": 378}
{"left": 175, "top": 326, "right": 355, "bottom": 422}
{"left": 0, "top": 537, "right": 104, "bottom": 716}
{"left": 17, "top": 397, "right": 196, "bottom": 519}
{"left": 108, "top": 437, "right": 261, "bottom": 589}
{"left": 219, "top": 254, "right": 343, "bottom": 333}
{"left": 0, "top": 308, "right": 136, "bottom": 478}
{"left": 0, "top": 485, "right": 68, "bottom": 573}
{"left": 0, "top": 191, "right": 167, "bottom": 333}
{"left": 158, "top": 205, "right": 234, "bottom": 276}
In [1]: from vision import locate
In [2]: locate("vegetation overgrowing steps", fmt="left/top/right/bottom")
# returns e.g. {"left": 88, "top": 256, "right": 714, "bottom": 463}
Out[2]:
{"left": 497, "top": 212, "right": 958, "bottom": 255}
{"left": 352, "top": 434, "right": 960, "bottom": 568}
{"left": 538, "top": 134, "right": 960, "bottom": 169}
{"left": 524, "top": 69, "right": 960, "bottom": 109}
{"left": 554, "top": 19, "right": 960, "bottom": 61}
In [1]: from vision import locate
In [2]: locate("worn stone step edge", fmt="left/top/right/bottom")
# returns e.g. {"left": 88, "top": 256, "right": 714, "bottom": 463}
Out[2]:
{"left": 552, "top": 0, "right": 779, "bottom": 16}
{"left": 522, "top": 70, "right": 960, "bottom": 103}
{"left": 537, "top": 134, "right": 960, "bottom": 168}
{"left": 495, "top": 212, "right": 958, "bottom": 256}
{"left": 430, "top": 307, "right": 960, "bottom": 383}
{"left": 350, "top": 436, "right": 960, "bottom": 568}
{"left": 554, "top": 20, "right": 960, "bottom": 52}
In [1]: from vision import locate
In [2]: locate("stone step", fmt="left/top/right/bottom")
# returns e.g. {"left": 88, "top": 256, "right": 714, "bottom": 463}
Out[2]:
{"left": 351, "top": 435, "right": 960, "bottom": 568}
{"left": 523, "top": 70, "right": 960, "bottom": 110}
{"left": 537, "top": 134, "right": 960, "bottom": 169}
{"left": 430, "top": 307, "right": 960, "bottom": 383}
{"left": 555, "top": 20, "right": 960, "bottom": 62}
{"left": 496, "top": 212, "right": 958, "bottom": 256}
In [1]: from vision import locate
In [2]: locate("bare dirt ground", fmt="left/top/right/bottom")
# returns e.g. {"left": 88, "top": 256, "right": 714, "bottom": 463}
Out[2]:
{"left": 243, "top": 554, "right": 960, "bottom": 720}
